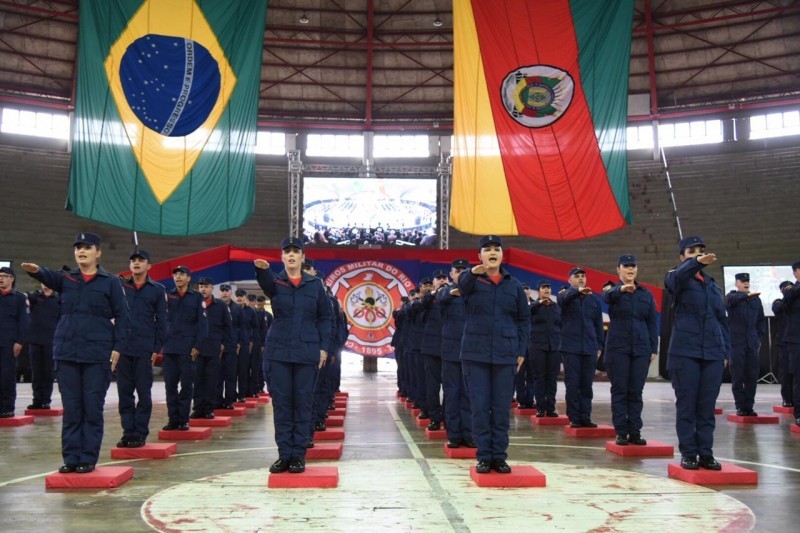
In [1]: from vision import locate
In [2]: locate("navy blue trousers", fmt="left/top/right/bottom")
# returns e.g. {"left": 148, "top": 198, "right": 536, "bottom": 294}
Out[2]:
{"left": 606, "top": 352, "right": 650, "bottom": 434}
{"left": 514, "top": 356, "right": 534, "bottom": 406}
{"left": 531, "top": 348, "right": 560, "bottom": 413}
{"left": 163, "top": 352, "right": 195, "bottom": 424}
{"left": 0, "top": 345, "right": 17, "bottom": 412}
{"left": 411, "top": 350, "right": 427, "bottom": 410}
{"left": 462, "top": 361, "right": 515, "bottom": 462}
{"left": 562, "top": 352, "right": 595, "bottom": 423}
{"left": 237, "top": 345, "right": 252, "bottom": 399}
{"left": 57, "top": 360, "right": 111, "bottom": 466}
{"left": 442, "top": 360, "right": 471, "bottom": 442}
{"left": 730, "top": 346, "right": 759, "bottom": 411}
{"left": 217, "top": 350, "right": 238, "bottom": 405}
{"left": 29, "top": 343, "right": 54, "bottom": 406}
{"left": 789, "top": 344, "right": 800, "bottom": 418}
{"left": 669, "top": 356, "right": 723, "bottom": 458}
{"left": 395, "top": 348, "right": 406, "bottom": 393}
{"left": 270, "top": 360, "right": 316, "bottom": 460}
{"left": 312, "top": 363, "right": 331, "bottom": 426}
{"left": 423, "top": 354, "right": 443, "bottom": 423}
{"left": 249, "top": 344, "right": 263, "bottom": 395}
{"left": 193, "top": 354, "right": 220, "bottom": 415}
{"left": 116, "top": 354, "right": 153, "bottom": 440}
{"left": 777, "top": 344, "right": 793, "bottom": 404}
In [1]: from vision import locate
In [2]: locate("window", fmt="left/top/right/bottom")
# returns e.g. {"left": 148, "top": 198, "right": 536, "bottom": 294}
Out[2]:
{"left": 1, "top": 107, "right": 70, "bottom": 140}
{"left": 306, "top": 133, "right": 363, "bottom": 157}
{"left": 374, "top": 134, "right": 430, "bottom": 158}
{"left": 750, "top": 111, "right": 800, "bottom": 139}
{"left": 626, "top": 125, "right": 654, "bottom": 150}
{"left": 255, "top": 131, "right": 286, "bottom": 155}
{"left": 658, "top": 119, "right": 723, "bottom": 147}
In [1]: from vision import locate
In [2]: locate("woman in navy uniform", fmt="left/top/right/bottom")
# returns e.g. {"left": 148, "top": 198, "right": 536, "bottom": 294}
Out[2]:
{"left": 255, "top": 237, "right": 332, "bottom": 474}
{"left": 603, "top": 254, "right": 658, "bottom": 446}
{"left": 26, "top": 283, "right": 58, "bottom": 410}
{"left": 22, "top": 233, "right": 129, "bottom": 473}
{"left": 0, "top": 266, "right": 29, "bottom": 417}
{"left": 421, "top": 270, "right": 448, "bottom": 430}
{"left": 772, "top": 281, "right": 794, "bottom": 408}
{"left": 529, "top": 279, "right": 562, "bottom": 418}
{"left": 457, "top": 235, "right": 530, "bottom": 474}
{"left": 665, "top": 236, "right": 729, "bottom": 470}
{"left": 780, "top": 262, "right": 800, "bottom": 426}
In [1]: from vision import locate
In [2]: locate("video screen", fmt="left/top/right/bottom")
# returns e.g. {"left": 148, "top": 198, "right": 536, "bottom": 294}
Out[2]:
{"left": 302, "top": 177, "right": 437, "bottom": 246}
{"left": 722, "top": 265, "right": 794, "bottom": 317}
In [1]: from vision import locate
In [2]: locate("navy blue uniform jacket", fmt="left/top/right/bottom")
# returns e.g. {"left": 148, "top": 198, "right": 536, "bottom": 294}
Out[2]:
{"left": 437, "top": 283, "right": 466, "bottom": 362}
{"left": 772, "top": 299, "right": 787, "bottom": 346}
{"left": 725, "top": 291, "right": 765, "bottom": 351}
{"left": 242, "top": 306, "right": 258, "bottom": 347}
{"left": 27, "top": 291, "right": 58, "bottom": 346}
{"left": 163, "top": 288, "right": 206, "bottom": 354}
{"left": 0, "top": 289, "right": 29, "bottom": 348}
{"left": 199, "top": 297, "right": 234, "bottom": 357}
{"left": 780, "top": 284, "right": 800, "bottom": 345}
{"left": 457, "top": 268, "right": 530, "bottom": 365}
{"left": 420, "top": 291, "right": 443, "bottom": 357}
{"left": 227, "top": 300, "right": 244, "bottom": 350}
{"left": 529, "top": 299, "right": 561, "bottom": 352}
{"left": 30, "top": 266, "right": 128, "bottom": 363}
{"left": 558, "top": 287, "right": 603, "bottom": 355}
{"left": 119, "top": 277, "right": 167, "bottom": 358}
{"left": 664, "top": 258, "right": 730, "bottom": 361}
{"left": 407, "top": 299, "right": 426, "bottom": 352}
{"left": 603, "top": 282, "right": 658, "bottom": 357}
{"left": 256, "top": 268, "right": 332, "bottom": 364}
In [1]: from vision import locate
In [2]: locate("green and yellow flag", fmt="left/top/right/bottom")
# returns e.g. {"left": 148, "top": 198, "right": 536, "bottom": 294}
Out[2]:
{"left": 67, "top": 0, "right": 267, "bottom": 236}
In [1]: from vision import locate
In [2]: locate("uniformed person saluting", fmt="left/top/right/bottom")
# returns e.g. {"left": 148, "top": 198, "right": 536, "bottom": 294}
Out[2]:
{"left": 162, "top": 266, "right": 206, "bottom": 431}
{"left": 780, "top": 262, "right": 800, "bottom": 426}
{"left": 192, "top": 277, "right": 233, "bottom": 419}
{"left": 22, "top": 233, "right": 128, "bottom": 474}
{"left": 116, "top": 250, "right": 167, "bottom": 448}
{"left": 26, "top": 283, "right": 58, "bottom": 410}
{"left": 420, "top": 270, "right": 448, "bottom": 430}
{"left": 665, "top": 236, "right": 729, "bottom": 470}
{"left": 529, "top": 279, "right": 562, "bottom": 418}
{"left": 457, "top": 235, "right": 530, "bottom": 474}
{"left": 0, "top": 266, "right": 29, "bottom": 418}
{"left": 772, "top": 281, "right": 794, "bottom": 408}
{"left": 255, "top": 237, "right": 332, "bottom": 474}
{"left": 725, "top": 272, "right": 766, "bottom": 416}
{"left": 603, "top": 254, "right": 658, "bottom": 446}
{"left": 217, "top": 283, "right": 243, "bottom": 410}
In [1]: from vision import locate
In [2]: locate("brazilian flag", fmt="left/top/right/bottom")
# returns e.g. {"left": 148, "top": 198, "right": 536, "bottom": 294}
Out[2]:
{"left": 67, "top": 0, "right": 267, "bottom": 236}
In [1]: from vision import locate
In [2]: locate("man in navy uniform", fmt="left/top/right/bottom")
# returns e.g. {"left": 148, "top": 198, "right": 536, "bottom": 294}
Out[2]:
{"left": 420, "top": 270, "right": 448, "bottom": 430}
{"left": 725, "top": 272, "right": 766, "bottom": 416}
{"left": 780, "top": 262, "right": 800, "bottom": 426}
{"left": 530, "top": 279, "right": 562, "bottom": 418}
{"left": 192, "top": 277, "right": 232, "bottom": 419}
{"left": 256, "top": 295, "right": 273, "bottom": 394}
{"left": 116, "top": 250, "right": 166, "bottom": 447}
{"left": 162, "top": 266, "right": 206, "bottom": 431}
{"left": 665, "top": 236, "right": 729, "bottom": 470}
{"left": 249, "top": 294, "right": 266, "bottom": 396}
{"left": 772, "top": 281, "right": 793, "bottom": 408}
{"left": 237, "top": 289, "right": 257, "bottom": 401}
{"left": 392, "top": 299, "right": 409, "bottom": 396}
{"left": 514, "top": 283, "right": 535, "bottom": 409}
{"left": 408, "top": 281, "right": 430, "bottom": 418}
{"left": 26, "top": 283, "right": 58, "bottom": 410}
{"left": 0, "top": 266, "right": 29, "bottom": 417}
{"left": 558, "top": 267, "right": 603, "bottom": 428}
{"left": 438, "top": 258, "right": 474, "bottom": 448}
{"left": 217, "top": 284, "right": 243, "bottom": 409}
{"left": 22, "top": 233, "right": 128, "bottom": 473}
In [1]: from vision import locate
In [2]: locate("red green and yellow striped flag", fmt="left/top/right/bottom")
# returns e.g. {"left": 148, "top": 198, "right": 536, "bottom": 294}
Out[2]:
{"left": 451, "top": 0, "right": 634, "bottom": 240}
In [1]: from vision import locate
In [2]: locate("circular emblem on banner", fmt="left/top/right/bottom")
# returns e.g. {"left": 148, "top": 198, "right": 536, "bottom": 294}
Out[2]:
{"left": 500, "top": 65, "right": 574, "bottom": 128}
{"left": 326, "top": 261, "right": 414, "bottom": 357}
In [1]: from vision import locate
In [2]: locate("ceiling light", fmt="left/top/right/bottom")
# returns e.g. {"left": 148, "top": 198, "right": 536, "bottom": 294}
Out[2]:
{"left": 432, "top": 16, "right": 443, "bottom": 28}
{"left": 299, "top": 12, "right": 309, "bottom": 24}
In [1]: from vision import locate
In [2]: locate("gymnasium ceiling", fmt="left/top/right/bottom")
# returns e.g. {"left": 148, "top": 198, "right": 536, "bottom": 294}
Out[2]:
{"left": 0, "top": 0, "right": 797, "bottom": 131}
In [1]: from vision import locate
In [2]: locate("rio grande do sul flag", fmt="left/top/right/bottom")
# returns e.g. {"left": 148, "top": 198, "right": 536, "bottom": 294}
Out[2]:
{"left": 67, "top": 0, "right": 266, "bottom": 236}
{"left": 451, "top": 0, "right": 634, "bottom": 241}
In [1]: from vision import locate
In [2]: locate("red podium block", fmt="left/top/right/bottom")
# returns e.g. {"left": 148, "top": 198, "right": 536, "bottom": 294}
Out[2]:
{"left": 606, "top": 440, "right": 675, "bottom": 457}
{"left": 335, "top": 391, "right": 349, "bottom": 398}
{"left": 329, "top": 408, "right": 346, "bottom": 417}
{"left": 564, "top": 425, "right": 616, "bottom": 438}
{"left": 426, "top": 428, "right": 447, "bottom": 440}
{"left": 510, "top": 401, "right": 518, "bottom": 408}
{"left": 306, "top": 442, "right": 343, "bottom": 460}
{"left": 268, "top": 466, "right": 339, "bottom": 488}
{"left": 255, "top": 396, "right": 270, "bottom": 404}
{"left": 531, "top": 415, "right": 570, "bottom": 426}
{"left": 111, "top": 443, "right": 177, "bottom": 459}
{"left": 334, "top": 400, "right": 347, "bottom": 408}
{"left": 46, "top": 466, "right": 134, "bottom": 489}
{"left": 0, "top": 415, "right": 34, "bottom": 427}
{"left": 25, "top": 408, "right": 63, "bottom": 416}
{"left": 314, "top": 428, "right": 345, "bottom": 441}
{"left": 470, "top": 465, "right": 546, "bottom": 488}
{"left": 233, "top": 401, "right": 257, "bottom": 409}
{"left": 667, "top": 463, "right": 758, "bottom": 486}
{"left": 190, "top": 416, "right": 232, "bottom": 427}
{"left": 726, "top": 414, "right": 779, "bottom": 424}
{"left": 514, "top": 408, "right": 538, "bottom": 416}
{"left": 714, "top": 407, "right": 723, "bottom": 414}
{"left": 773, "top": 405, "right": 794, "bottom": 414}
{"left": 158, "top": 427, "right": 212, "bottom": 440}
{"left": 214, "top": 407, "right": 246, "bottom": 417}
{"left": 405, "top": 400, "right": 414, "bottom": 408}
{"left": 326, "top": 416, "right": 344, "bottom": 427}
{"left": 790, "top": 424, "right": 800, "bottom": 434}
{"left": 444, "top": 445, "right": 477, "bottom": 459}
{"left": 411, "top": 408, "right": 421, "bottom": 416}
{"left": 416, "top": 417, "right": 431, "bottom": 427}
{"left": 258, "top": 392, "right": 270, "bottom": 398}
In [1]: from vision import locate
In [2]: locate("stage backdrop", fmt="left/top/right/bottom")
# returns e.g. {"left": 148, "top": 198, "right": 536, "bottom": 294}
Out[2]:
{"left": 137, "top": 246, "right": 663, "bottom": 358}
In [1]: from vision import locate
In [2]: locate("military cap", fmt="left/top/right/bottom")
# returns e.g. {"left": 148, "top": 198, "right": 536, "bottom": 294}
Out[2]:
{"left": 432, "top": 269, "right": 447, "bottom": 279}
{"left": 451, "top": 258, "right": 470, "bottom": 269}
{"left": 219, "top": 283, "right": 232, "bottom": 291}
{"left": 537, "top": 279, "right": 551, "bottom": 289}
{"left": 130, "top": 249, "right": 151, "bottom": 262}
{"left": 0, "top": 266, "right": 15, "bottom": 277}
{"left": 235, "top": 288, "right": 247, "bottom": 297}
{"left": 197, "top": 276, "right": 214, "bottom": 285}
{"left": 257, "top": 295, "right": 266, "bottom": 302}
{"left": 521, "top": 283, "right": 530, "bottom": 290}
{"left": 779, "top": 281, "right": 793, "bottom": 291}
{"left": 281, "top": 236, "right": 304, "bottom": 250}
{"left": 478, "top": 235, "right": 502, "bottom": 249}
{"left": 735, "top": 273, "right": 750, "bottom": 282}
{"left": 618, "top": 254, "right": 637, "bottom": 266}
{"left": 679, "top": 235, "right": 705, "bottom": 252}
{"left": 568, "top": 266, "right": 586, "bottom": 277}
{"left": 419, "top": 277, "right": 432, "bottom": 285}
{"left": 247, "top": 294, "right": 257, "bottom": 301}
{"left": 74, "top": 232, "right": 101, "bottom": 247}
{"left": 302, "top": 258, "right": 314, "bottom": 267}
{"left": 172, "top": 265, "right": 191, "bottom": 275}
